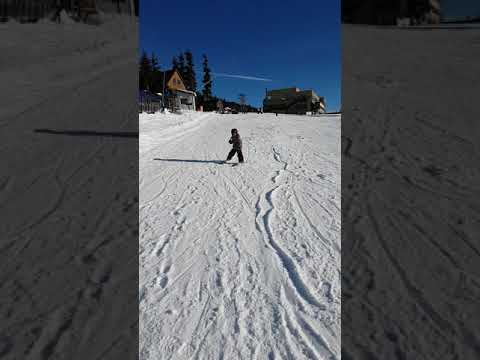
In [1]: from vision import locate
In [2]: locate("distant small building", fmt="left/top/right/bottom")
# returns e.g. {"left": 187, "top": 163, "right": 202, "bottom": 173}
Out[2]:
{"left": 263, "top": 87, "right": 326, "bottom": 115}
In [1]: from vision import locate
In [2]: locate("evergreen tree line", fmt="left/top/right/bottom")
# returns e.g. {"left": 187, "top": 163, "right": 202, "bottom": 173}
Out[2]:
{"left": 139, "top": 50, "right": 256, "bottom": 111}
{"left": 139, "top": 51, "right": 162, "bottom": 93}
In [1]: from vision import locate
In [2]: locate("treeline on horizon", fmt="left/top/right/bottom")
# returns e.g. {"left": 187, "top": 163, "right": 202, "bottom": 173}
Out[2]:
{"left": 139, "top": 50, "right": 258, "bottom": 112}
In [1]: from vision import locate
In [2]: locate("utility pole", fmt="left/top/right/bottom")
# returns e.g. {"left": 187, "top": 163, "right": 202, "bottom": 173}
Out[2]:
{"left": 239, "top": 93, "right": 246, "bottom": 114}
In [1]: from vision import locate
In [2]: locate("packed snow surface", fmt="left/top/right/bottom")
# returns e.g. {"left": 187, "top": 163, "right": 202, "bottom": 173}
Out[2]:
{"left": 342, "top": 24, "right": 480, "bottom": 359}
{"left": 140, "top": 111, "right": 341, "bottom": 359}
{"left": 1, "top": 16, "right": 138, "bottom": 359}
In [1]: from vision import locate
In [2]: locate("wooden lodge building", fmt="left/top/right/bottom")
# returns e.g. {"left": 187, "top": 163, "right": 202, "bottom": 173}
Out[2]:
{"left": 159, "top": 69, "right": 196, "bottom": 111}
{"left": 139, "top": 68, "right": 196, "bottom": 113}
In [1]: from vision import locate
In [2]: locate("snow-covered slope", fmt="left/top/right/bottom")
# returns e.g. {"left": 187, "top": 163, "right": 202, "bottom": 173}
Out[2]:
{"left": 342, "top": 24, "right": 480, "bottom": 359}
{"left": 140, "top": 112, "right": 341, "bottom": 359}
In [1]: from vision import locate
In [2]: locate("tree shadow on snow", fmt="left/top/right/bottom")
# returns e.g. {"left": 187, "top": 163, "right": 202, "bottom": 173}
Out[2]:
{"left": 34, "top": 129, "right": 138, "bottom": 138}
{"left": 154, "top": 158, "right": 224, "bottom": 164}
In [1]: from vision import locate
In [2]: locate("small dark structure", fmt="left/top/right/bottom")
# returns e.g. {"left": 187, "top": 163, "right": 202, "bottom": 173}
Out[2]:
{"left": 0, "top": 0, "right": 137, "bottom": 23}
{"left": 139, "top": 90, "right": 163, "bottom": 113}
{"left": 342, "top": 0, "right": 441, "bottom": 25}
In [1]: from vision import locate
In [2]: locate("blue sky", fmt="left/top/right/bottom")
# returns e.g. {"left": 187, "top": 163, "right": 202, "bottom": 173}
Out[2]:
{"left": 141, "top": 1, "right": 341, "bottom": 112}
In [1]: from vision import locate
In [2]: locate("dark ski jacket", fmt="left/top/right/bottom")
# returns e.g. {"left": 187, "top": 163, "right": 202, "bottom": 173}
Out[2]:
{"left": 229, "top": 134, "right": 242, "bottom": 150}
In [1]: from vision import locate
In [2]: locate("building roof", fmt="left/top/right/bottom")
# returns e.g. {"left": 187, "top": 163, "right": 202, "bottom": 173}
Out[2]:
{"left": 267, "top": 87, "right": 299, "bottom": 96}
{"left": 175, "top": 88, "right": 196, "bottom": 96}
{"left": 160, "top": 69, "right": 175, "bottom": 82}
{"left": 158, "top": 68, "right": 185, "bottom": 90}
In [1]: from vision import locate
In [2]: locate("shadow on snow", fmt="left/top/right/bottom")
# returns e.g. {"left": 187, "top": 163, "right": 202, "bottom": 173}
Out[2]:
{"left": 153, "top": 158, "right": 224, "bottom": 164}
{"left": 34, "top": 128, "right": 138, "bottom": 138}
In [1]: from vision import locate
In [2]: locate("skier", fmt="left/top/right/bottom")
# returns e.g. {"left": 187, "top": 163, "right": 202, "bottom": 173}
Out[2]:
{"left": 226, "top": 128, "right": 244, "bottom": 163}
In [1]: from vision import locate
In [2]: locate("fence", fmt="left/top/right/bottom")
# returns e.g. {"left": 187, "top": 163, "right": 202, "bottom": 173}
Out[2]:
{"left": 139, "top": 102, "right": 162, "bottom": 114}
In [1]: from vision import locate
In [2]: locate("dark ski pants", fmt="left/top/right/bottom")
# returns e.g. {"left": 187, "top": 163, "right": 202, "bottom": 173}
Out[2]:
{"left": 227, "top": 148, "right": 244, "bottom": 163}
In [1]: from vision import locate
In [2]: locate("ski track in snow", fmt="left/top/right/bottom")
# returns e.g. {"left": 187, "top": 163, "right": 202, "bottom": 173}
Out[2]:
{"left": 140, "top": 111, "right": 341, "bottom": 360}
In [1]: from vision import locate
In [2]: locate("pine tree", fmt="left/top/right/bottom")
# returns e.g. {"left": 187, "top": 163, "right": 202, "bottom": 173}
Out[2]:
{"left": 150, "top": 52, "right": 161, "bottom": 93}
{"left": 184, "top": 50, "right": 196, "bottom": 92}
{"left": 172, "top": 56, "right": 179, "bottom": 71}
{"left": 151, "top": 52, "right": 159, "bottom": 72}
{"left": 178, "top": 53, "right": 186, "bottom": 82}
{"left": 202, "top": 54, "right": 212, "bottom": 100}
{"left": 139, "top": 50, "right": 152, "bottom": 90}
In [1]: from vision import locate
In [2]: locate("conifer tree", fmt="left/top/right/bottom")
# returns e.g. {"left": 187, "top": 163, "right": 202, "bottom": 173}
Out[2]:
{"left": 172, "top": 56, "right": 179, "bottom": 71}
{"left": 202, "top": 54, "right": 212, "bottom": 100}
{"left": 178, "top": 53, "right": 186, "bottom": 82}
{"left": 184, "top": 50, "right": 196, "bottom": 92}
{"left": 151, "top": 52, "right": 159, "bottom": 72}
{"left": 139, "top": 50, "right": 152, "bottom": 90}
{"left": 150, "top": 52, "right": 161, "bottom": 92}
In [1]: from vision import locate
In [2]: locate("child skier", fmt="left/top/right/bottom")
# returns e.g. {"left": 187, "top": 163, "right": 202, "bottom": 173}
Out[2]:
{"left": 226, "top": 128, "right": 244, "bottom": 163}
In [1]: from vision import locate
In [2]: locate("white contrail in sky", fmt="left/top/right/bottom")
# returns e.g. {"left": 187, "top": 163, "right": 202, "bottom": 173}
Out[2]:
{"left": 213, "top": 73, "right": 273, "bottom": 82}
